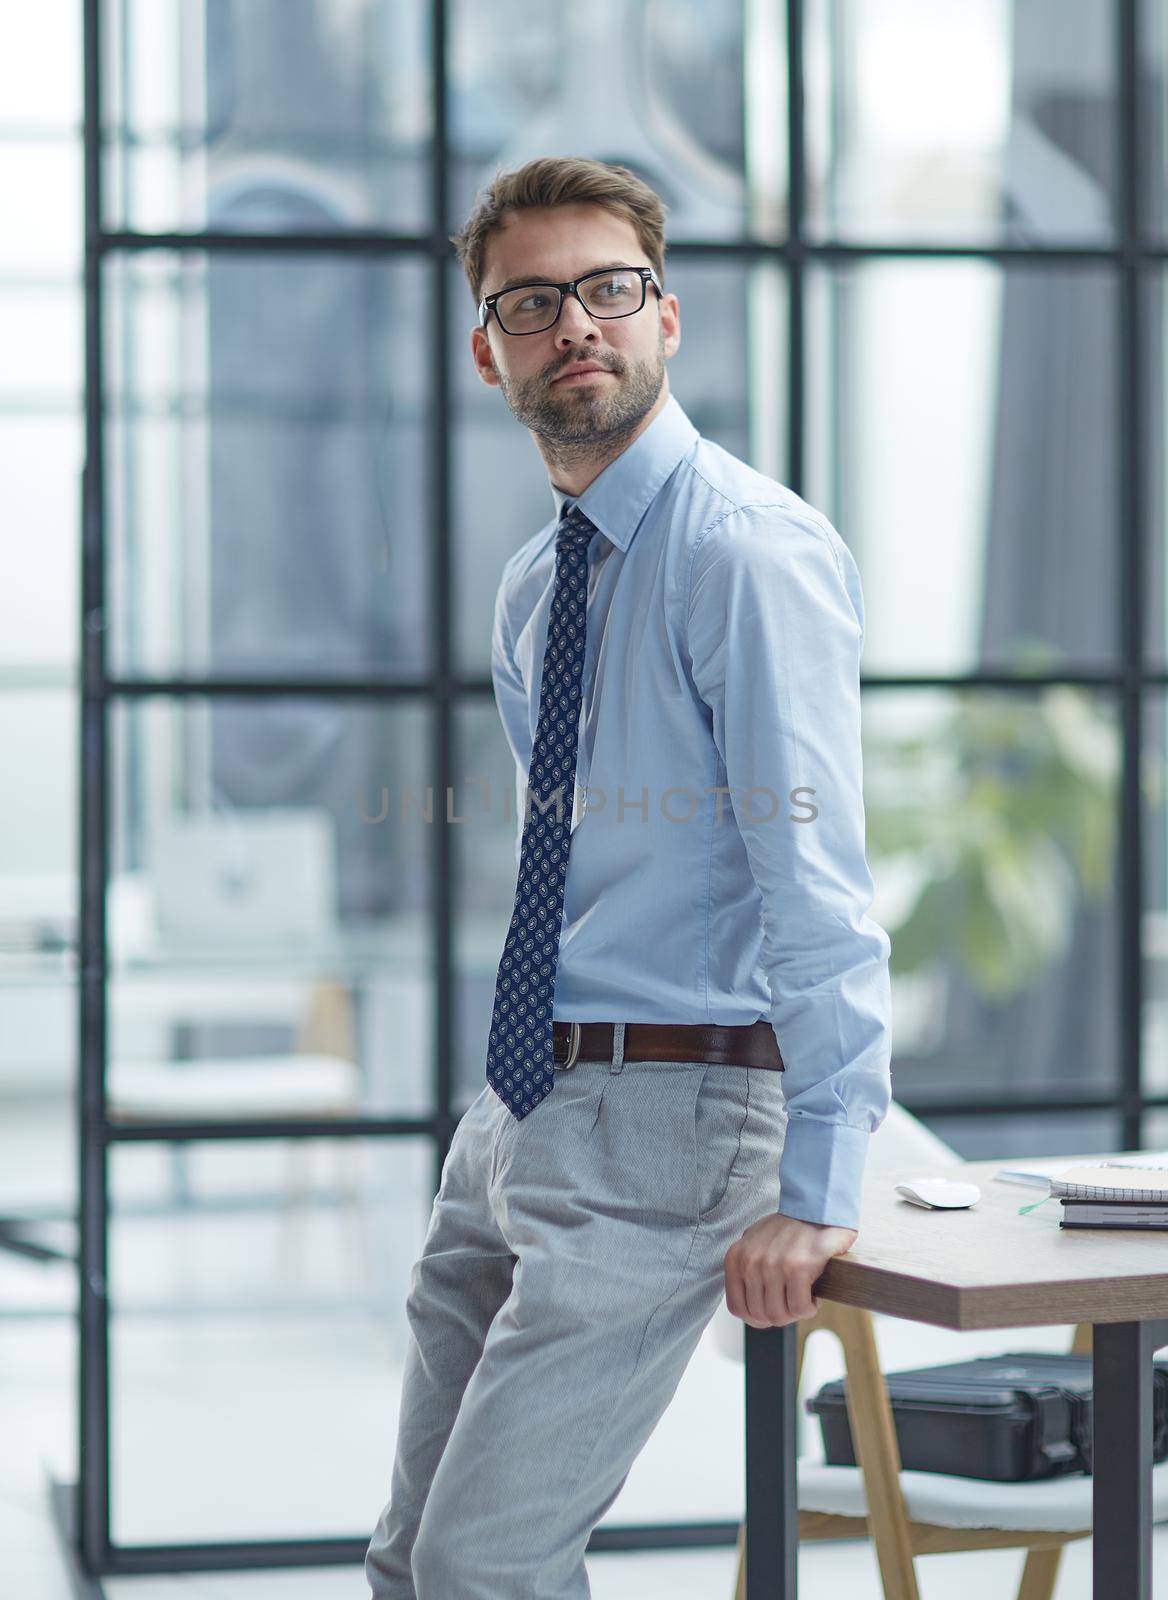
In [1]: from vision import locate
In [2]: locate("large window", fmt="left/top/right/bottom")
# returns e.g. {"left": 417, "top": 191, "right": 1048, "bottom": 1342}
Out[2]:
{"left": 1, "top": 0, "right": 1164, "bottom": 1587}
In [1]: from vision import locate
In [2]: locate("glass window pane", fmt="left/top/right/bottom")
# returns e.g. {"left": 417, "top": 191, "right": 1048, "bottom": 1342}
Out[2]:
{"left": 914, "top": 1109, "right": 1123, "bottom": 1161}
{"left": 1143, "top": 691, "right": 1168, "bottom": 1105}
{"left": 0, "top": 0, "right": 82, "bottom": 1341}
{"left": 454, "top": 701, "right": 521, "bottom": 1111}
{"left": 109, "top": 1134, "right": 433, "bottom": 1544}
{"left": 109, "top": 698, "right": 435, "bottom": 1118}
{"left": 1147, "top": 270, "right": 1168, "bottom": 662}
{"left": 867, "top": 687, "right": 1121, "bottom": 1101}
{"left": 0, "top": 688, "right": 77, "bottom": 1313}
{"left": 1143, "top": 1110, "right": 1168, "bottom": 1152}
{"left": 0, "top": 419, "right": 81, "bottom": 670}
{"left": 0, "top": 692, "right": 76, "bottom": 878}
{"left": 668, "top": 258, "right": 788, "bottom": 473}
{"left": 0, "top": 1034, "right": 76, "bottom": 1318}
{"left": 0, "top": 0, "right": 80, "bottom": 124}
{"left": 805, "top": 0, "right": 1118, "bottom": 244}
{"left": 104, "top": 250, "right": 431, "bottom": 680}
{"left": 806, "top": 261, "right": 1119, "bottom": 675}
{"left": 448, "top": 0, "right": 787, "bottom": 243}
{"left": 101, "top": 0, "right": 432, "bottom": 235}
{"left": 0, "top": 285, "right": 82, "bottom": 403}
{"left": 1146, "top": 0, "right": 1168, "bottom": 238}
{"left": 0, "top": 692, "right": 77, "bottom": 1313}
{"left": 0, "top": 142, "right": 82, "bottom": 273}
{"left": 450, "top": 256, "right": 787, "bottom": 674}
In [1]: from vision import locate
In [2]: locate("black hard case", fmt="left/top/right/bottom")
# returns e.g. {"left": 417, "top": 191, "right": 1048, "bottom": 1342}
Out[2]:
{"left": 806, "top": 1352, "right": 1168, "bottom": 1481}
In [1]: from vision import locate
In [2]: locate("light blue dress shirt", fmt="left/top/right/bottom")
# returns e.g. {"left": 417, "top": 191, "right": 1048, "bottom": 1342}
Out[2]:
{"left": 489, "top": 392, "right": 892, "bottom": 1230}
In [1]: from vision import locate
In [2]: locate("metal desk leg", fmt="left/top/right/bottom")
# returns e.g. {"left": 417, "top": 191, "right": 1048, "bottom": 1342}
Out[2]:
{"left": 745, "top": 1322, "right": 798, "bottom": 1598}
{"left": 1092, "top": 1320, "right": 1154, "bottom": 1598}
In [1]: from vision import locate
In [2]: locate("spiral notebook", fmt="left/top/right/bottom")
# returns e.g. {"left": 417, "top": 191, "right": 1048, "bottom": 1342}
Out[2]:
{"left": 995, "top": 1152, "right": 1168, "bottom": 1190}
{"left": 1045, "top": 1165, "right": 1168, "bottom": 1203}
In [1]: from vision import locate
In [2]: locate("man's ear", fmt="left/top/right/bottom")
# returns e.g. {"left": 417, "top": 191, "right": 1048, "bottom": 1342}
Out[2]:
{"left": 471, "top": 327, "right": 501, "bottom": 388}
{"left": 661, "top": 292, "right": 681, "bottom": 359}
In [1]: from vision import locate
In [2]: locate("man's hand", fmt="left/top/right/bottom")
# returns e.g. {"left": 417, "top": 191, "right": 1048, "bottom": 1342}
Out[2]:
{"left": 724, "top": 1211, "right": 857, "bottom": 1327}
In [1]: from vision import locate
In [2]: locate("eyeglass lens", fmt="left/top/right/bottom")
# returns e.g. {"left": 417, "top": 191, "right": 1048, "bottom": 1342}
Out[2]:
{"left": 495, "top": 268, "right": 645, "bottom": 334}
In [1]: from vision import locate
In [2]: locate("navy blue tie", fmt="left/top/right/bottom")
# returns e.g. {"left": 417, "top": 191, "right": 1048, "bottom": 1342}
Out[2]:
{"left": 486, "top": 502, "right": 597, "bottom": 1118}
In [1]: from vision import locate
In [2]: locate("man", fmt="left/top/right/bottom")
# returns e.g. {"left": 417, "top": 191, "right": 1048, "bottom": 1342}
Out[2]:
{"left": 365, "top": 155, "right": 892, "bottom": 1599}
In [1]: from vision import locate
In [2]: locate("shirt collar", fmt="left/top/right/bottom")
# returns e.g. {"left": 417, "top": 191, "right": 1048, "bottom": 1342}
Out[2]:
{"left": 548, "top": 393, "right": 700, "bottom": 553}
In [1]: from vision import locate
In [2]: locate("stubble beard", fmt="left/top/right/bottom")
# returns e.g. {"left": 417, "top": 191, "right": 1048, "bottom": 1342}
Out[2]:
{"left": 493, "top": 324, "right": 666, "bottom": 471}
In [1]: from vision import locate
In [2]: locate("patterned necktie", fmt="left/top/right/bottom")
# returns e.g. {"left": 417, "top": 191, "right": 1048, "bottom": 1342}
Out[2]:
{"left": 486, "top": 502, "right": 597, "bottom": 1118}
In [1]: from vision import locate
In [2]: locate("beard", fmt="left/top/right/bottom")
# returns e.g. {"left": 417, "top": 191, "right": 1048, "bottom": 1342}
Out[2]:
{"left": 491, "top": 323, "right": 666, "bottom": 450}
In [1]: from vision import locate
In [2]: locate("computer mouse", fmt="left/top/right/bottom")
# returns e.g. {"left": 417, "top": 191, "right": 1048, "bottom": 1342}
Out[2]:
{"left": 894, "top": 1177, "right": 981, "bottom": 1210}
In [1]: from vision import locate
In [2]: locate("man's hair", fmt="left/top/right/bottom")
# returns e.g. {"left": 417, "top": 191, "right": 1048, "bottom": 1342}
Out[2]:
{"left": 449, "top": 156, "right": 668, "bottom": 308}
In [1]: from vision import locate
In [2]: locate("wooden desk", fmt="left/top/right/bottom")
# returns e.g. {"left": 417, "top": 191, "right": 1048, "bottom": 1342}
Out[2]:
{"left": 744, "top": 1149, "right": 1168, "bottom": 1599}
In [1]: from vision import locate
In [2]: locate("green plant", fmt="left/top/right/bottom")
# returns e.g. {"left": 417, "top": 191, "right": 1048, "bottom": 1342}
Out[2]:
{"left": 865, "top": 678, "right": 1162, "bottom": 1001}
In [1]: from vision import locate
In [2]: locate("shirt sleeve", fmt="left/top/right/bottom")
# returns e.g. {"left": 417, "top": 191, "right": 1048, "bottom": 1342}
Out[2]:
{"left": 686, "top": 503, "right": 893, "bottom": 1230}
{"left": 490, "top": 571, "right": 531, "bottom": 868}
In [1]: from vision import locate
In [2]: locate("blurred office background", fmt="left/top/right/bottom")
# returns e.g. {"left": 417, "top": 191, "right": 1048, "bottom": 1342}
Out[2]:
{"left": 3, "top": 0, "right": 1168, "bottom": 1594}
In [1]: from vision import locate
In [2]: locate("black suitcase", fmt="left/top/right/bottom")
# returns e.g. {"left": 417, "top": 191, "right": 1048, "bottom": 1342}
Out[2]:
{"left": 806, "top": 1352, "right": 1168, "bottom": 1482}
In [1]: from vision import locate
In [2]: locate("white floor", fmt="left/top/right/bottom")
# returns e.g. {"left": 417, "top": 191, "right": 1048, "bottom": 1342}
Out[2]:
{"left": 2, "top": 1115, "right": 1167, "bottom": 1599}
{"left": 4, "top": 1312, "right": 1168, "bottom": 1599}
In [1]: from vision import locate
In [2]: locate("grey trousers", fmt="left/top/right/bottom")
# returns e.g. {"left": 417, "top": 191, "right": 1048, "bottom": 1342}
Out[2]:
{"left": 364, "top": 1024, "right": 788, "bottom": 1599}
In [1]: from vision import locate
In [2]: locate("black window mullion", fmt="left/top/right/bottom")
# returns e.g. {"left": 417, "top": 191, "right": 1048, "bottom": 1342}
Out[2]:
{"left": 786, "top": 0, "right": 805, "bottom": 495}
{"left": 431, "top": 0, "right": 455, "bottom": 1186}
{"left": 80, "top": 0, "right": 113, "bottom": 1572}
{"left": 1118, "top": 0, "right": 1147, "bottom": 1150}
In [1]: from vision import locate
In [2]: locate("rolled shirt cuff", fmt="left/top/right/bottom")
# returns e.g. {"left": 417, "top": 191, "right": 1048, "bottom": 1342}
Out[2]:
{"left": 777, "top": 1116, "right": 871, "bottom": 1230}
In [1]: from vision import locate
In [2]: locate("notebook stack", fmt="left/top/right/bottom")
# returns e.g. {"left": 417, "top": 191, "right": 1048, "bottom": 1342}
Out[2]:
{"left": 1050, "top": 1163, "right": 1168, "bottom": 1229}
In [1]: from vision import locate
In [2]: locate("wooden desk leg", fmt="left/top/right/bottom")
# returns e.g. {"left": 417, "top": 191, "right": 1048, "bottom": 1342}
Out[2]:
{"left": 1092, "top": 1320, "right": 1154, "bottom": 1598}
{"left": 745, "top": 1322, "right": 798, "bottom": 1599}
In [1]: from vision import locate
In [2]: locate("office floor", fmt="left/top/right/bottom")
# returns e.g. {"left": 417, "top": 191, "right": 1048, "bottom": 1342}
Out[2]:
{"left": 5, "top": 1313, "right": 1168, "bottom": 1599}
{"left": 3, "top": 1098, "right": 1167, "bottom": 1599}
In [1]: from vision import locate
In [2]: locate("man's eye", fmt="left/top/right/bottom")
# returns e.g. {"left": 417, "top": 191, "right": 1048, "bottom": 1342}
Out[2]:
{"left": 516, "top": 291, "right": 552, "bottom": 311}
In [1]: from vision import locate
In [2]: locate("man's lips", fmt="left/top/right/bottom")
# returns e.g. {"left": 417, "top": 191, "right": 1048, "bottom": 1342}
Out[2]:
{"left": 553, "top": 366, "right": 613, "bottom": 384}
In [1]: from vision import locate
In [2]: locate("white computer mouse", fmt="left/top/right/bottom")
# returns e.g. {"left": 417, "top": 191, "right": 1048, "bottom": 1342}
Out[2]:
{"left": 894, "top": 1177, "right": 982, "bottom": 1210}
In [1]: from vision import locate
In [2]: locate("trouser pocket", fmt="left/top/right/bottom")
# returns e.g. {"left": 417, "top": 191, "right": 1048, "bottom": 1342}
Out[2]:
{"left": 589, "top": 1062, "right": 708, "bottom": 1226}
{"left": 694, "top": 1064, "right": 751, "bottom": 1222}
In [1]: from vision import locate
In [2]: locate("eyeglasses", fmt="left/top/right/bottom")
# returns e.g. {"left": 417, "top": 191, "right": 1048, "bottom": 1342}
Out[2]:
{"left": 478, "top": 265, "right": 663, "bottom": 336}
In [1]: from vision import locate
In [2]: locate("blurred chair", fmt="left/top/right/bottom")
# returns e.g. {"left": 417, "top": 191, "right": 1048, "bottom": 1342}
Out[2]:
{"left": 108, "top": 976, "right": 367, "bottom": 1285}
{"left": 106, "top": 809, "right": 371, "bottom": 1283}
{"left": 708, "top": 1101, "right": 1168, "bottom": 1600}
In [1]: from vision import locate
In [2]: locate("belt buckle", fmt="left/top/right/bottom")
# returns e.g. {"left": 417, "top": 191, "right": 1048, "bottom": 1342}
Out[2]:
{"left": 555, "top": 1021, "right": 582, "bottom": 1071}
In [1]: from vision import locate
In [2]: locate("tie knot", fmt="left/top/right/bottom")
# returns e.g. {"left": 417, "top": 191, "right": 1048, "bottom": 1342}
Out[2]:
{"left": 555, "top": 504, "right": 596, "bottom": 552}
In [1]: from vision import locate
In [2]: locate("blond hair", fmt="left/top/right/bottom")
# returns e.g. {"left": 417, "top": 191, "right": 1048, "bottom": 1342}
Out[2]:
{"left": 450, "top": 156, "right": 668, "bottom": 306}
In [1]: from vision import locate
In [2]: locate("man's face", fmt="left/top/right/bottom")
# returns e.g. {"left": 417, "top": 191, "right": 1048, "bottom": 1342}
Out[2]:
{"left": 470, "top": 203, "right": 681, "bottom": 446}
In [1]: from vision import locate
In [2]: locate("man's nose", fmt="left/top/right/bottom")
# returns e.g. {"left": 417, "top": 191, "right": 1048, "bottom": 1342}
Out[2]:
{"left": 555, "top": 292, "right": 600, "bottom": 342}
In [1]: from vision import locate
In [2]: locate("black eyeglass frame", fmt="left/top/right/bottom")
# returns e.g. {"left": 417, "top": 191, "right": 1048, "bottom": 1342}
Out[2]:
{"left": 478, "top": 264, "right": 664, "bottom": 335}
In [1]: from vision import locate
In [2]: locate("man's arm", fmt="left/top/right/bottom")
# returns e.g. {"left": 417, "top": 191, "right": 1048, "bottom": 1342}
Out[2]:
{"left": 490, "top": 572, "right": 530, "bottom": 867}
{"left": 686, "top": 502, "right": 892, "bottom": 1233}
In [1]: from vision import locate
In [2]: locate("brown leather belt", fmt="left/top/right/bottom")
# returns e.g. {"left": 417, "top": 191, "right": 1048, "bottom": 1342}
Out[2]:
{"left": 551, "top": 1020, "right": 784, "bottom": 1072}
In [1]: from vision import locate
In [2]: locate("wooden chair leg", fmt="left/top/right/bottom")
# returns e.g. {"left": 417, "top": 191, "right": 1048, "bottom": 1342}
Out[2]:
{"left": 820, "top": 1301, "right": 921, "bottom": 1600}
{"left": 1016, "top": 1545, "right": 1064, "bottom": 1600}
{"left": 732, "top": 1516, "right": 745, "bottom": 1600}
